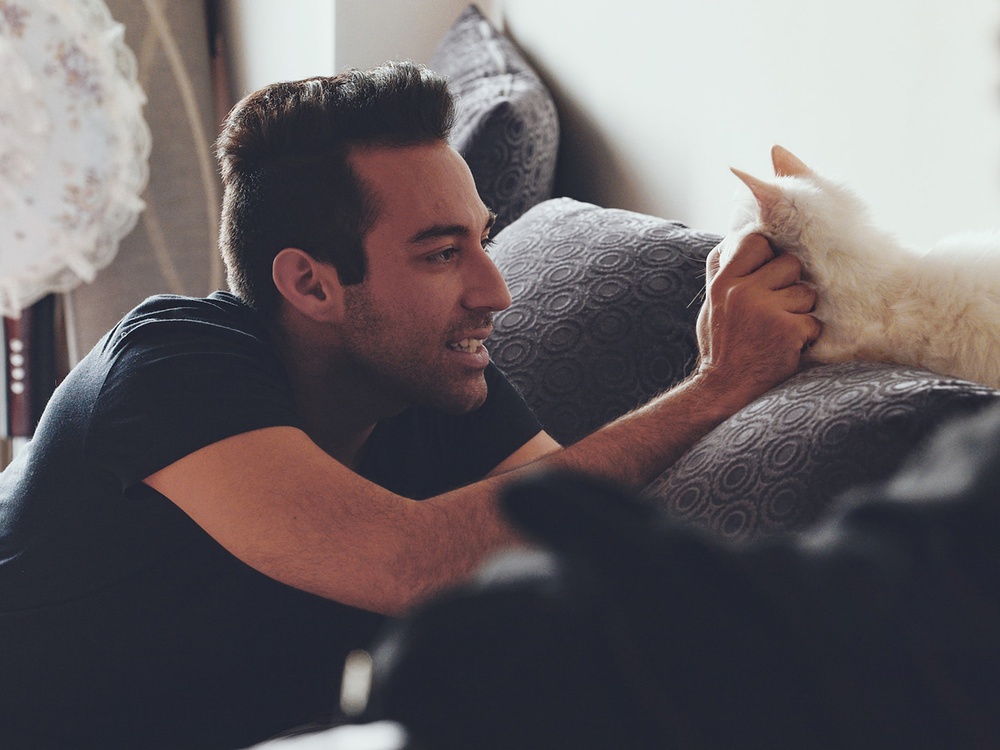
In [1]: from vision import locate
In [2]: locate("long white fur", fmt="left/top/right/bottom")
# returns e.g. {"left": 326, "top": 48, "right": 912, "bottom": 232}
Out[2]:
{"left": 722, "top": 146, "right": 1000, "bottom": 388}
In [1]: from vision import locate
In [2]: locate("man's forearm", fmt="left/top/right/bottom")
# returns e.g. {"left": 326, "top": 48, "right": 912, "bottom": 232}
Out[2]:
{"left": 539, "top": 370, "right": 754, "bottom": 490}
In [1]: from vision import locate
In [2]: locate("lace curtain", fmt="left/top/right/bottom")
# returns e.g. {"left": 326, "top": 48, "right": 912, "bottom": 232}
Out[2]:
{"left": 0, "top": 0, "right": 225, "bottom": 459}
{"left": 0, "top": 0, "right": 150, "bottom": 315}
{"left": 67, "top": 0, "right": 225, "bottom": 358}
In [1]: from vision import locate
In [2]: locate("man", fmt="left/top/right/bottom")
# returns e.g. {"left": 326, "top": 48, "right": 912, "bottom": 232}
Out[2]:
{"left": 0, "top": 62, "right": 818, "bottom": 748}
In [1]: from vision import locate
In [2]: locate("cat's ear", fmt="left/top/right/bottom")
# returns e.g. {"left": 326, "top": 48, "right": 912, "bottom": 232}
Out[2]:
{"left": 771, "top": 145, "right": 812, "bottom": 177}
{"left": 731, "top": 167, "right": 784, "bottom": 220}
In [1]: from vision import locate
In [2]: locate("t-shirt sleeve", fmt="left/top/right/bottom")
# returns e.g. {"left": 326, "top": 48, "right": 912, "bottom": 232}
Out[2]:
{"left": 86, "top": 297, "right": 300, "bottom": 489}
{"left": 359, "top": 362, "right": 544, "bottom": 499}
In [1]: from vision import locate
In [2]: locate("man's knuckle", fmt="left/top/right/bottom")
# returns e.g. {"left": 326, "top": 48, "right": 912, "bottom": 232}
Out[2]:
{"left": 780, "top": 253, "right": 803, "bottom": 272}
{"left": 706, "top": 276, "right": 730, "bottom": 303}
{"left": 743, "top": 233, "right": 774, "bottom": 256}
{"left": 722, "top": 279, "right": 751, "bottom": 305}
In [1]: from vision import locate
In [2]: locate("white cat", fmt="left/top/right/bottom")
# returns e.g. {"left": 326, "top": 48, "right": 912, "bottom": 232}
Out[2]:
{"left": 723, "top": 145, "right": 1000, "bottom": 389}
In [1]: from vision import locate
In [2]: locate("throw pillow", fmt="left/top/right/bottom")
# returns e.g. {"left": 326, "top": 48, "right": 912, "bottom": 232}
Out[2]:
{"left": 645, "top": 361, "right": 1000, "bottom": 540}
{"left": 431, "top": 5, "right": 559, "bottom": 233}
{"left": 489, "top": 197, "right": 718, "bottom": 445}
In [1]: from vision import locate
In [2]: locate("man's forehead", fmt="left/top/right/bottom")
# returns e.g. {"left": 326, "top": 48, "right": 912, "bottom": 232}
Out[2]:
{"left": 347, "top": 140, "right": 451, "bottom": 175}
{"left": 349, "top": 142, "right": 492, "bottom": 234}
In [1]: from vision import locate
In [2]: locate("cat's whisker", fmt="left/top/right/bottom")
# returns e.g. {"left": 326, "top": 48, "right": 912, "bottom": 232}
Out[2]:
{"left": 686, "top": 288, "right": 706, "bottom": 310}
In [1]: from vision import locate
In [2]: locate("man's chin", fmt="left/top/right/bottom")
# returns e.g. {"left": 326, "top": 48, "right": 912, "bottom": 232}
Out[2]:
{"left": 425, "top": 380, "right": 489, "bottom": 416}
{"left": 439, "top": 391, "right": 488, "bottom": 416}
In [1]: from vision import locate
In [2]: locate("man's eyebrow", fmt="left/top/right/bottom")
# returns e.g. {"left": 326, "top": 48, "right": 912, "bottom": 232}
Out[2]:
{"left": 407, "top": 211, "right": 497, "bottom": 245}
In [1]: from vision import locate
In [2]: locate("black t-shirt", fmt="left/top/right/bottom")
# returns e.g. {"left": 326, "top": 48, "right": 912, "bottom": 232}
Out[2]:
{"left": 0, "top": 292, "right": 541, "bottom": 749}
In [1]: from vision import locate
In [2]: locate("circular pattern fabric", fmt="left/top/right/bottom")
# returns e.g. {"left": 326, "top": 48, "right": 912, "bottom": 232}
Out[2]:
{"left": 645, "top": 361, "right": 1000, "bottom": 541}
{"left": 430, "top": 5, "right": 558, "bottom": 234}
{"left": 490, "top": 197, "right": 718, "bottom": 445}
{"left": 0, "top": 0, "right": 150, "bottom": 315}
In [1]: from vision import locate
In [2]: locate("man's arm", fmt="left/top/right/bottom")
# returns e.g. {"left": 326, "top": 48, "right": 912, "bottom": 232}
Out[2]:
{"left": 146, "top": 233, "right": 819, "bottom": 615}
{"left": 486, "top": 431, "right": 562, "bottom": 476}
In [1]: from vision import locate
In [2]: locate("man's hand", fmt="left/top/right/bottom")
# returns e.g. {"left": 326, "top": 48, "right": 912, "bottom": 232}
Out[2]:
{"left": 695, "top": 232, "right": 820, "bottom": 403}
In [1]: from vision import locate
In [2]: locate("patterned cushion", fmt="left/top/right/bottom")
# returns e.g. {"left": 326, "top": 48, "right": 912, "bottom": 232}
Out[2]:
{"left": 644, "top": 362, "right": 1000, "bottom": 540}
{"left": 431, "top": 5, "right": 559, "bottom": 233}
{"left": 490, "top": 197, "right": 718, "bottom": 445}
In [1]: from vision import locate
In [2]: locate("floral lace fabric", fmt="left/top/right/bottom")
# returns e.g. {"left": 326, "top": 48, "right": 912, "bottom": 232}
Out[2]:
{"left": 0, "top": 0, "right": 150, "bottom": 316}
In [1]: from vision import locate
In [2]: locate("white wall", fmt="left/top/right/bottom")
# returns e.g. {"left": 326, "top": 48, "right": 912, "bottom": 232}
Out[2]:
{"left": 335, "top": 0, "right": 499, "bottom": 71}
{"left": 220, "top": 1, "right": 1000, "bottom": 247}
{"left": 219, "top": 0, "right": 336, "bottom": 99}
{"left": 502, "top": 0, "right": 1000, "bottom": 248}
{"left": 220, "top": 0, "right": 500, "bottom": 102}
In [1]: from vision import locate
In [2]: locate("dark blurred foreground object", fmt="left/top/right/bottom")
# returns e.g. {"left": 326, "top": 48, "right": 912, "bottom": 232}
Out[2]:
{"left": 368, "top": 404, "right": 1000, "bottom": 749}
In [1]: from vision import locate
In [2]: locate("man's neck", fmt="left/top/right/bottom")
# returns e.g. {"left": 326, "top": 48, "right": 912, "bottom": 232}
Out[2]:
{"left": 295, "top": 405, "right": 376, "bottom": 471}
{"left": 267, "top": 315, "right": 404, "bottom": 471}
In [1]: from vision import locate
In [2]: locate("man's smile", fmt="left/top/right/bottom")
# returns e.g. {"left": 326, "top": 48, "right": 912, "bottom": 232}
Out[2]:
{"left": 447, "top": 337, "right": 486, "bottom": 353}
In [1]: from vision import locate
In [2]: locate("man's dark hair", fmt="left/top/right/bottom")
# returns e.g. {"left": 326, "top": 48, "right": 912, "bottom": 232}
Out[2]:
{"left": 215, "top": 61, "right": 455, "bottom": 315}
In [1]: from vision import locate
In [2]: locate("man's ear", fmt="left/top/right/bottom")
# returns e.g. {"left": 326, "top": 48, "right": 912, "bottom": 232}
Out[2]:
{"left": 272, "top": 247, "right": 344, "bottom": 322}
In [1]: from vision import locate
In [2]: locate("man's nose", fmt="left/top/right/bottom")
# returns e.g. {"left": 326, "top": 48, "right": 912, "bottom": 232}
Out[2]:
{"left": 463, "top": 248, "right": 512, "bottom": 312}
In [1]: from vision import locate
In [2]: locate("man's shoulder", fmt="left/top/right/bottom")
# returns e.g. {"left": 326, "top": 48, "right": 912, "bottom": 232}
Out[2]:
{"left": 103, "top": 292, "right": 266, "bottom": 353}
{"left": 119, "top": 291, "right": 254, "bottom": 329}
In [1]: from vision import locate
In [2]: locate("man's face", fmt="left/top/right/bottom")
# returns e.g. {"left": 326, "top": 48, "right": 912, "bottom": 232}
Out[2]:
{"left": 338, "top": 141, "right": 512, "bottom": 415}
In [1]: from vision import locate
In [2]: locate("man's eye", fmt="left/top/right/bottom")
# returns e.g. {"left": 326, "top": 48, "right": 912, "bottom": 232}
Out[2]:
{"left": 481, "top": 236, "right": 496, "bottom": 252}
{"left": 429, "top": 248, "right": 459, "bottom": 263}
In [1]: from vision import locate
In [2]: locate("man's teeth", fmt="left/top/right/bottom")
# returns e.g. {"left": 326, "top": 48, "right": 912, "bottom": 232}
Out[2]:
{"left": 449, "top": 338, "right": 484, "bottom": 353}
